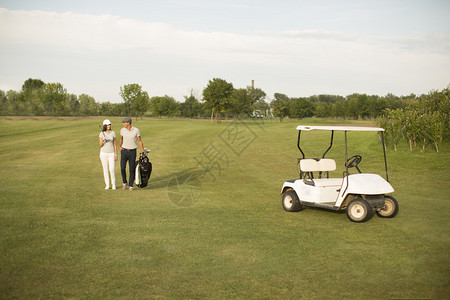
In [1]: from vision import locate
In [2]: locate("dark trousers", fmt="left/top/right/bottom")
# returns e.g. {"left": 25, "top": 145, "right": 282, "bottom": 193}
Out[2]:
{"left": 120, "top": 149, "right": 136, "bottom": 186}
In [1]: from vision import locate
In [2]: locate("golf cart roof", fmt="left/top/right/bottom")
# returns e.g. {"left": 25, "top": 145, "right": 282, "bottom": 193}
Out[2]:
{"left": 296, "top": 125, "right": 384, "bottom": 132}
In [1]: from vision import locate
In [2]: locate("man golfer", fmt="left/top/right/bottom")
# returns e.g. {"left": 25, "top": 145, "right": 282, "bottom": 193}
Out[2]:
{"left": 119, "top": 117, "right": 145, "bottom": 191}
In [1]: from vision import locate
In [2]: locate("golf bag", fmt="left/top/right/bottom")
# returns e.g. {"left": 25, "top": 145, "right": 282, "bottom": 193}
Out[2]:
{"left": 135, "top": 151, "right": 152, "bottom": 188}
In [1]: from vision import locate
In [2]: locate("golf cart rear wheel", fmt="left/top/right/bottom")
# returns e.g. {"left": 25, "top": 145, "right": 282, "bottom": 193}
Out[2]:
{"left": 346, "top": 198, "right": 373, "bottom": 223}
{"left": 376, "top": 196, "right": 399, "bottom": 218}
{"left": 282, "top": 189, "right": 303, "bottom": 212}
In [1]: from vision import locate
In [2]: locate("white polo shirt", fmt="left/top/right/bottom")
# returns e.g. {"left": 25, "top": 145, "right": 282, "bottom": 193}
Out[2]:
{"left": 120, "top": 126, "right": 141, "bottom": 149}
{"left": 99, "top": 131, "right": 116, "bottom": 153}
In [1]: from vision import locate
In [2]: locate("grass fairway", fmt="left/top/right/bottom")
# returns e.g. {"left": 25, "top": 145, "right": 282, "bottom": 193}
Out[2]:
{"left": 1, "top": 117, "right": 449, "bottom": 299}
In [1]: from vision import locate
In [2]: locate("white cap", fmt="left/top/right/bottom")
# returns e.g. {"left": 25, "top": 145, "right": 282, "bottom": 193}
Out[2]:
{"left": 103, "top": 119, "right": 111, "bottom": 125}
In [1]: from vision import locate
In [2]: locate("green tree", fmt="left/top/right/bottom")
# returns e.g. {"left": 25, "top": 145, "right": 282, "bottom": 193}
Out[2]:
{"left": 41, "top": 82, "right": 67, "bottom": 115}
{"left": 180, "top": 92, "right": 203, "bottom": 118}
{"left": 428, "top": 111, "right": 446, "bottom": 153}
{"left": 418, "top": 113, "right": 431, "bottom": 151}
{"left": 315, "top": 102, "right": 331, "bottom": 118}
{"left": 245, "top": 86, "right": 267, "bottom": 118}
{"left": 134, "top": 91, "right": 150, "bottom": 119}
{"left": 419, "top": 87, "right": 450, "bottom": 139}
{"left": 229, "top": 88, "right": 253, "bottom": 119}
{"left": 271, "top": 93, "right": 290, "bottom": 122}
{"left": 79, "top": 94, "right": 98, "bottom": 116}
{"left": 384, "top": 109, "right": 404, "bottom": 151}
{"left": 374, "top": 97, "right": 389, "bottom": 118}
{"left": 100, "top": 101, "right": 113, "bottom": 116}
{"left": 66, "top": 94, "right": 79, "bottom": 116}
{"left": 0, "top": 90, "right": 7, "bottom": 115}
{"left": 202, "top": 78, "right": 234, "bottom": 123}
{"left": 248, "top": 87, "right": 266, "bottom": 104}
{"left": 5, "top": 90, "right": 20, "bottom": 115}
{"left": 150, "top": 95, "right": 179, "bottom": 118}
{"left": 384, "top": 93, "right": 406, "bottom": 111}
{"left": 289, "top": 97, "right": 314, "bottom": 119}
{"left": 22, "top": 78, "right": 45, "bottom": 95}
{"left": 253, "top": 99, "right": 270, "bottom": 118}
{"left": 404, "top": 109, "right": 420, "bottom": 151}
{"left": 346, "top": 94, "right": 372, "bottom": 119}
{"left": 332, "top": 101, "right": 345, "bottom": 118}
{"left": 120, "top": 83, "right": 144, "bottom": 117}
{"left": 316, "top": 94, "right": 344, "bottom": 103}
{"left": 110, "top": 103, "right": 127, "bottom": 116}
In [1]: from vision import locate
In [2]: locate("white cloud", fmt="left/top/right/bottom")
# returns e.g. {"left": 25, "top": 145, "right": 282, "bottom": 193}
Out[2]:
{"left": 0, "top": 8, "right": 449, "bottom": 102}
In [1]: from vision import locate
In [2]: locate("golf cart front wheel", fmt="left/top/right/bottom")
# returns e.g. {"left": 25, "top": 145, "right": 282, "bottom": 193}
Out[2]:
{"left": 282, "top": 189, "right": 303, "bottom": 212}
{"left": 346, "top": 198, "right": 373, "bottom": 223}
{"left": 376, "top": 196, "right": 399, "bottom": 218}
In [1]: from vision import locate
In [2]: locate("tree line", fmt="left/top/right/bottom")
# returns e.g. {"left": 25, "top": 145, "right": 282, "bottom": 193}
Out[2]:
{"left": 1, "top": 78, "right": 448, "bottom": 151}
{"left": 375, "top": 87, "right": 449, "bottom": 153}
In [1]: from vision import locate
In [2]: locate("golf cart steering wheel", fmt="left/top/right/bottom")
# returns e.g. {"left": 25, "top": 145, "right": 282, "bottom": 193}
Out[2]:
{"left": 346, "top": 155, "right": 362, "bottom": 173}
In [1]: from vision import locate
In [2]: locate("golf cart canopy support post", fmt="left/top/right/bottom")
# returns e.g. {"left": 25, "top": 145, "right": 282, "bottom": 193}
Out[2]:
{"left": 381, "top": 131, "right": 389, "bottom": 182}
{"left": 297, "top": 130, "right": 305, "bottom": 159}
{"left": 322, "top": 130, "right": 334, "bottom": 158}
{"left": 295, "top": 125, "right": 389, "bottom": 181}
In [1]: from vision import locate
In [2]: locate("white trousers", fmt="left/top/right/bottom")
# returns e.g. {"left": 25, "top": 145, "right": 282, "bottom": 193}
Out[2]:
{"left": 100, "top": 152, "right": 116, "bottom": 188}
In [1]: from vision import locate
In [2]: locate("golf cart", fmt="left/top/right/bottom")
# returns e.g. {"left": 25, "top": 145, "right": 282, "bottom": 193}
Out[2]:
{"left": 281, "top": 126, "right": 399, "bottom": 223}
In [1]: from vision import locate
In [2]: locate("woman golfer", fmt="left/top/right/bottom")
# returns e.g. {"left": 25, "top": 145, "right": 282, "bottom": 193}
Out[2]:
{"left": 99, "top": 119, "right": 118, "bottom": 189}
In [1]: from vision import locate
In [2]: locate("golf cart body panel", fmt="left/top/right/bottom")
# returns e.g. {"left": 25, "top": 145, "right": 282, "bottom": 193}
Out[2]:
{"left": 281, "top": 125, "right": 398, "bottom": 222}
{"left": 281, "top": 173, "right": 394, "bottom": 209}
{"left": 281, "top": 179, "right": 341, "bottom": 207}
{"left": 342, "top": 173, "right": 394, "bottom": 195}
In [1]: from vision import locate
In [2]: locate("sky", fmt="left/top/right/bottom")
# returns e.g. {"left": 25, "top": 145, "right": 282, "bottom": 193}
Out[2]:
{"left": 0, "top": 0, "right": 449, "bottom": 103}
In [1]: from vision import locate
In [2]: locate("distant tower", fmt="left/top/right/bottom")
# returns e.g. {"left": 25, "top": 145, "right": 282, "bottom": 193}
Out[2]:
{"left": 252, "top": 80, "right": 254, "bottom": 89}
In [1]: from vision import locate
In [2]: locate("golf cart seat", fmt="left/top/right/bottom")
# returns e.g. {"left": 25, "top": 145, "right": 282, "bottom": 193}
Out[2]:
{"left": 299, "top": 158, "right": 336, "bottom": 185}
